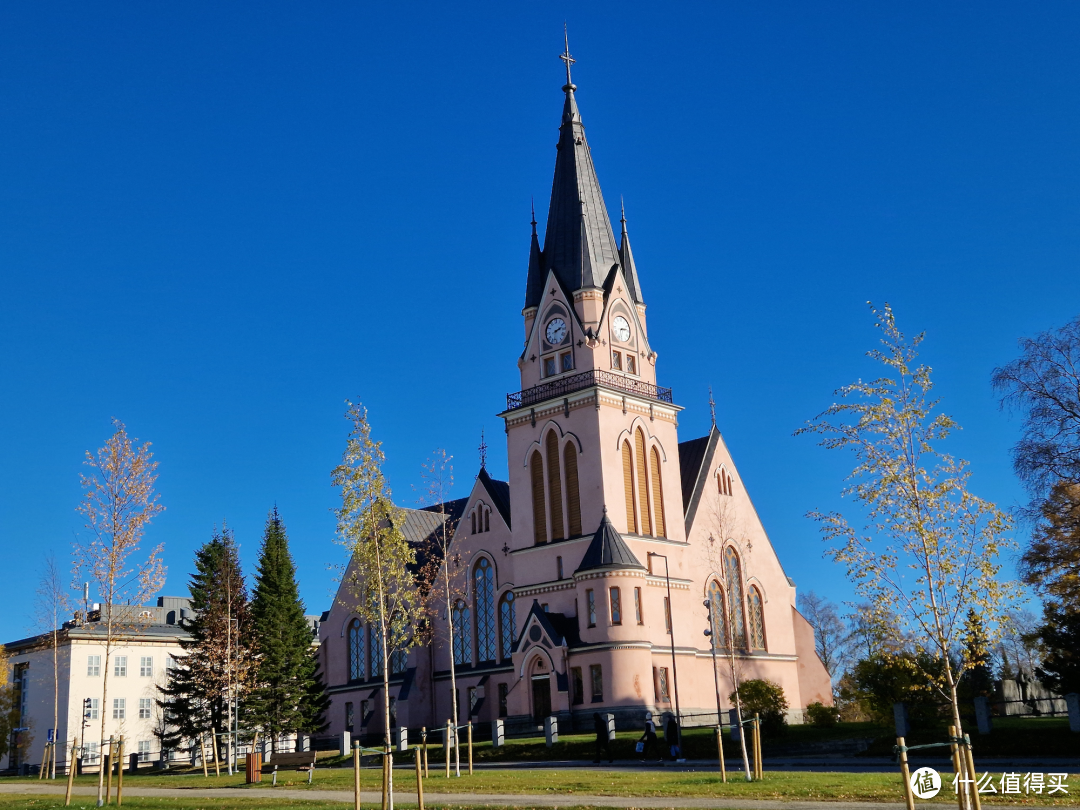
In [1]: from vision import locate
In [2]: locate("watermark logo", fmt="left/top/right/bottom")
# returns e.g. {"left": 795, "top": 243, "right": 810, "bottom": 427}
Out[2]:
{"left": 911, "top": 767, "right": 942, "bottom": 799}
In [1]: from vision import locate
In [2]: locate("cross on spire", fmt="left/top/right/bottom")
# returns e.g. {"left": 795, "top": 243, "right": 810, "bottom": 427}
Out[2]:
{"left": 560, "top": 25, "right": 576, "bottom": 89}
{"left": 708, "top": 386, "right": 717, "bottom": 428}
{"left": 478, "top": 428, "right": 488, "bottom": 469}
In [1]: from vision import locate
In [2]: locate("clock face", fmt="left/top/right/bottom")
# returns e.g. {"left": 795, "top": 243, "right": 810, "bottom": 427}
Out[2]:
{"left": 612, "top": 316, "right": 631, "bottom": 342}
{"left": 545, "top": 318, "right": 567, "bottom": 345}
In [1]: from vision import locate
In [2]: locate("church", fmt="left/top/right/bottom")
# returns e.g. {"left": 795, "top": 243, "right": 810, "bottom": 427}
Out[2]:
{"left": 319, "top": 47, "right": 831, "bottom": 740}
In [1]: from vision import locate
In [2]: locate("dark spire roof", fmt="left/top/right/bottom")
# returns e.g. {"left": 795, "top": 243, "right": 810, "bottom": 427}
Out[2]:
{"left": 576, "top": 510, "right": 646, "bottom": 573}
{"left": 524, "top": 205, "right": 544, "bottom": 310}
{"left": 524, "top": 46, "right": 622, "bottom": 310}
{"left": 619, "top": 201, "right": 644, "bottom": 305}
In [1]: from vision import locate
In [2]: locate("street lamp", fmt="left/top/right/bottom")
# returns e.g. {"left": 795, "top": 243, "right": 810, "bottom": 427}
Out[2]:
{"left": 646, "top": 552, "right": 682, "bottom": 756}
{"left": 703, "top": 599, "right": 724, "bottom": 729}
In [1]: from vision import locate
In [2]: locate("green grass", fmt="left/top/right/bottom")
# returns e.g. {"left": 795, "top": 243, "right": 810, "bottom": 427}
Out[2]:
{"left": 862, "top": 716, "right": 1075, "bottom": 758}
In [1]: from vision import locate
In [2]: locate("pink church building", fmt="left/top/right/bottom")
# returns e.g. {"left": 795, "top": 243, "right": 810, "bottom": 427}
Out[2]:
{"left": 319, "top": 52, "right": 831, "bottom": 741}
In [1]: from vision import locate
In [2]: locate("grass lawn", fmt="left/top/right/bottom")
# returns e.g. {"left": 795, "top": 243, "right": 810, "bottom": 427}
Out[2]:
{"left": 4, "top": 768, "right": 1078, "bottom": 805}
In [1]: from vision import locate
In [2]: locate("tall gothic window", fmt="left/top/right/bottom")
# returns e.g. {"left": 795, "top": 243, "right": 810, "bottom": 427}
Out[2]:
{"left": 635, "top": 429, "right": 652, "bottom": 536}
{"left": 391, "top": 648, "right": 408, "bottom": 674}
{"left": 545, "top": 432, "right": 564, "bottom": 540}
{"left": 622, "top": 441, "right": 637, "bottom": 533}
{"left": 474, "top": 558, "right": 496, "bottom": 662}
{"left": 724, "top": 547, "right": 748, "bottom": 650}
{"left": 530, "top": 450, "right": 547, "bottom": 544}
{"left": 368, "top": 623, "right": 383, "bottom": 679}
{"left": 707, "top": 580, "right": 730, "bottom": 650}
{"left": 452, "top": 599, "right": 473, "bottom": 665}
{"left": 564, "top": 442, "right": 582, "bottom": 537}
{"left": 499, "top": 592, "right": 516, "bottom": 660}
{"left": 348, "top": 619, "right": 365, "bottom": 681}
{"left": 748, "top": 586, "right": 766, "bottom": 651}
{"left": 650, "top": 446, "right": 666, "bottom": 538}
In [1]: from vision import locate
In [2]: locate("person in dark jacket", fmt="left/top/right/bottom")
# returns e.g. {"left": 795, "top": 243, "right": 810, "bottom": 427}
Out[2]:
{"left": 592, "top": 713, "right": 613, "bottom": 763}
{"left": 638, "top": 712, "right": 661, "bottom": 763}
{"left": 665, "top": 716, "right": 682, "bottom": 760}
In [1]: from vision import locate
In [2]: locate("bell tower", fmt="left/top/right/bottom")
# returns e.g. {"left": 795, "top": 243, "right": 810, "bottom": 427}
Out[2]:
{"left": 502, "top": 38, "right": 684, "bottom": 556}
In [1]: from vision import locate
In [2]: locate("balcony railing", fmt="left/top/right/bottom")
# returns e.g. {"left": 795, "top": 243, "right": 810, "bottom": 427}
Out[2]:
{"left": 506, "top": 369, "right": 674, "bottom": 411}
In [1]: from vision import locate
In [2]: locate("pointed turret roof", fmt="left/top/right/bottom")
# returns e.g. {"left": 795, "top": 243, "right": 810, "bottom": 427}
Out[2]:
{"left": 576, "top": 511, "right": 646, "bottom": 573}
{"left": 619, "top": 202, "right": 644, "bottom": 305}
{"left": 524, "top": 39, "right": 622, "bottom": 310}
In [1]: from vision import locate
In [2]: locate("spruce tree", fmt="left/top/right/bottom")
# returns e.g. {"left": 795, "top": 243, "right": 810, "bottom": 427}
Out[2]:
{"left": 246, "top": 508, "right": 328, "bottom": 750}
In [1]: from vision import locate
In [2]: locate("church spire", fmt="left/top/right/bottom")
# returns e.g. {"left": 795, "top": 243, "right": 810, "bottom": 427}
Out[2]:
{"left": 619, "top": 199, "right": 645, "bottom": 305}
{"left": 523, "top": 33, "right": 621, "bottom": 310}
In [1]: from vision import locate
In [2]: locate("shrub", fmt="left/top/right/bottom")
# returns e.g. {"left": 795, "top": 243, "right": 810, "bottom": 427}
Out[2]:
{"left": 852, "top": 653, "right": 945, "bottom": 731}
{"left": 732, "top": 678, "right": 789, "bottom": 736}
{"left": 805, "top": 701, "right": 839, "bottom": 727}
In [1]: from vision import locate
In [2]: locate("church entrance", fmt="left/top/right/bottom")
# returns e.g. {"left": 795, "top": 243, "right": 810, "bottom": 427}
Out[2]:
{"left": 532, "top": 675, "right": 551, "bottom": 721}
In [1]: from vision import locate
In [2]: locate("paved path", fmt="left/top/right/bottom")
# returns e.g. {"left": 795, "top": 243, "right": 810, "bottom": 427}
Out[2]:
{"left": 0, "top": 783, "right": 1055, "bottom": 809}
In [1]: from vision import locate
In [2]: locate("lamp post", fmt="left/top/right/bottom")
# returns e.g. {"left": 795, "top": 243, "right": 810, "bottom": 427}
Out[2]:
{"left": 646, "top": 552, "right": 682, "bottom": 755}
{"left": 703, "top": 599, "right": 724, "bottom": 731}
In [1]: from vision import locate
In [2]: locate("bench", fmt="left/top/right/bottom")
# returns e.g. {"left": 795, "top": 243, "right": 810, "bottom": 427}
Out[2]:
{"left": 261, "top": 751, "right": 318, "bottom": 784}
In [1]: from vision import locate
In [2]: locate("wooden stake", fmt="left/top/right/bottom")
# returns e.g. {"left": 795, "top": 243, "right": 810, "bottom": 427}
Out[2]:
{"left": 897, "top": 736, "right": 915, "bottom": 810}
{"left": 199, "top": 733, "right": 208, "bottom": 778}
{"left": 753, "top": 715, "right": 762, "bottom": 780}
{"left": 716, "top": 726, "right": 726, "bottom": 783}
{"left": 948, "top": 725, "right": 965, "bottom": 810}
{"left": 105, "top": 736, "right": 114, "bottom": 804}
{"left": 467, "top": 721, "right": 473, "bottom": 775}
{"left": 964, "top": 735, "right": 982, "bottom": 810}
{"left": 443, "top": 721, "right": 450, "bottom": 778}
{"left": 415, "top": 747, "right": 425, "bottom": 810}
{"left": 116, "top": 736, "right": 124, "bottom": 806}
{"left": 39, "top": 743, "right": 47, "bottom": 780}
{"left": 211, "top": 727, "right": 221, "bottom": 777}
{"left": 64, "top": 739, "right": 77, "bottom": 807}
{"left": 353, "top": 741, "right": 361, "bottom": 810}
{"left": 421, "top": 727, "right": 428, "bottom": 778}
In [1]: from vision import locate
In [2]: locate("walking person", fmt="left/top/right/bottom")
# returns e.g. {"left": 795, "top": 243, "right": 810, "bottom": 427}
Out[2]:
{"left": 592, "top": 713, "right": 613, "bottom": 764}
{"left": 638, "top": 712, "right": 661, "bottom": 764}
{"left": 665, "top": 715, "right": 682, "bottom": 761}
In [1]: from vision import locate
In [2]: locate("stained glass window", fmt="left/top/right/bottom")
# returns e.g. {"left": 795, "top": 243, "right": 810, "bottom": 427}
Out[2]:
{"left": 453, "top": 600, "right": 473, "bottom": 664}
{"left": 348, "top": 620, "right": 365, "bottom": 681}
{"left": 368, "top": 623, "right": 383, "bottom": 678}
{"left": 724, "top": 547, "right": 748, "bottom": 650}
{"left": 748, "top": 586, "right": 766, "bottom": 651}
{"left": 499, "top": 592, "right": 516, "bottom": 660}
{"left": 708, "top": 580, "right": 730, "bottom": 650}
{"left": 475, "top": 558, "right": 496, "bottom": 662}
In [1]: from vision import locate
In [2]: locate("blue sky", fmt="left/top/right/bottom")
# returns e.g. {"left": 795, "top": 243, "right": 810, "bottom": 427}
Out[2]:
{"left": 2, "top": 2, "right": 1078, "bottom": 643}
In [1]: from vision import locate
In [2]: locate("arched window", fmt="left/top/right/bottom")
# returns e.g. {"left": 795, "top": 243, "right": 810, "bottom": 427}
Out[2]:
{"left": 718, "top": 469, "right": 733, "bottom": 496}
{"left": 724, "top": 547, "right": 748, "bottom": 650}
{"left": 485, "top": 509, "right": 490, "bottom": 532}
{"left": 530, "top": 450, "right": 547, "bottom": 544}
{"left": 748, "top": 586, "right": 766, "bottom": 651}
{"left": 368, "top": 623, "right": 383, "bottom": 678}
{"left": 545, "top": 432, "right": 564, "bottom": 540}
{"left": 707, "top": 580, "right": 730, "bottom": 651}
{"left": 635, "top": 429, "right": 652, "bottom": 536}
{"left": 622, "top": 440, "right": 637, "bottom": 533}
{"left": 474, "top": 558, "right": 496, "bottom": 662}
{"left": 348, "top": 619, "right": 365, "bottom": 681}
{"left": 499, "top": 591, "right": 516, "bottom": 660}
{"left": 452, "top": 599, "right": 473, "bottom": 665}
{"left": 650, "top": 446, "right": 666, "bottom": 538}
{"left": 471, "top": 512, "right": 477, "bottom": 535}
{"left": 564, "top": 443, "right": 582, "bottom": 537}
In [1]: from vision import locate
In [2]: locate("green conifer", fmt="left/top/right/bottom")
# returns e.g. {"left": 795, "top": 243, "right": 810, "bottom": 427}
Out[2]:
{"left": 246, "top": 507, "right": 328, "bottom": 749}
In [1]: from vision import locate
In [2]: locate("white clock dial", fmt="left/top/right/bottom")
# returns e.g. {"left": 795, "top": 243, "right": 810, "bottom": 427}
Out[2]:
{"left": 612, "top": 316, "right": 631, "bottom": 342}
{"left": 545, "top": 318, "right": 567, "bottom": 345}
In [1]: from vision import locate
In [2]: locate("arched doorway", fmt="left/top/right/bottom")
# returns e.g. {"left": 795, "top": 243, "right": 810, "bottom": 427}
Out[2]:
{"left": 530, "top": 656, "right": 552, "bottom": 721}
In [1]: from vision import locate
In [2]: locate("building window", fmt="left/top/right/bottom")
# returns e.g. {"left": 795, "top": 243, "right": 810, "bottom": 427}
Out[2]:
{"left": 368, "top": 623, "right": 384, "bottom": 678}
{"left": 348, "top": 620, "right": 365, "bottom": 681}
{"left": 589, "top": 664, "right": 603, "bottom": 702}
{"left": 360, "top": 700, "right": 370, "bottom": 726}
{"left": 345, "top": 702, "right": 354, "bottom": 732}
{"left": 530, "top": 450, "right": 547, "bottom": 544}
{"left": 498, "top": 683, "right": 508, "bottom": 717}
{"left": 621, "top": 441, "right": 637, "bottom": 533}
{"left": 452, "top": 599, "right": 473, "bottom": 665}
{"left": 499, "top": 592, "right": 516, "bottom": 660}
{"left": 718, "top": 469, "right": 733, "bottom": 496}
{"left": 634, "top": 429, "right": 652, "bottom": 537}
{"left": 571, "top": 667, "right": 584, "bottom": 705}
{"left": 485, "top": 509, "right": 490, "bottom": 532}
{"left": 609, "top": 587, "right": 622, "bottom": 625}
{"left": 391, "top": 648, "right": 407, "bottom": 674}
{"left": 650, "top": 447, "right": 666, "bottom": 538}
{"left": 137, "top": 740, "right": 151, "bottom": 763}
{"left": 114, "top": 656, "right": 127, "bottom": 677}
{"left": 724, "top": 547, "right": 748, "bottom": 649}
{"left": 748, "top": 586, "right": 766, "bottom": 651}
{"left": 140, "top": 656, "right": 153, "bottom": 677}
{"left": 658, "top": 667, "right": 670, "bottom": 702}
{"left": 634, "top": 587, "right": 643, "bottom": 625}
{"left": 708, "top": 580, "right": 730, "bottom": 649}
{"left": 612, "top": 350, "right": 622, "bottom": 370}
{"left": 389, "top": 697, "right": 397, "bottom": 728}
{"left": 84, "top": 742, "right": 99, "bottom": 764}
{"left": 626, "top": 354, "right": 637, "bottom": 375}
{"left": 471, "top": 512, "right": 476, "bottom": 534}
{"left": 545, "top": 431, "right": 564, "bottom": 541}
{"left": 139, "top": 698, "right": 152, "bottom": 719}
{"left": 475, "top": 558, "right": 496, "bottom": 662}
{"left": 563, "top": 443, "right": 582, "bottom": 537}
{"left": 556, "top": 556, "right": 563, "bottom": 580}
{"left": 468, "top": 686, "right": 478, "bottom": 716}
{"left": 586, "top": 589, "right": 596, "bottom": 628}
{"left": 87, "top": 698, "right": 99, "bottom": 720}
{"left": 88, "top": 656, "right": 101, "bottom": 677}
{"left": 113, "top": 698, "right": 126, "bottom": 720}
{"left": 544, "top": 356, "right": 557, "bottom": 377}
{"left": 664, "top": 596, "right": 671, "bottom": 634}
{"left": 166, "top": 655, "right": 178, "bottom": 673}
{"left": 560, "top": 351, "right": 573, "bottom": 372}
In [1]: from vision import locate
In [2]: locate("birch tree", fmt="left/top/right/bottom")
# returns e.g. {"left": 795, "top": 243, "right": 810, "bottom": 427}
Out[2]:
{"left": 798, "top": 305, "right": 1016, "bottom": 798}
{"left": 73, "top": 419, "right": 165, "bottom": 806}
{"left": 333, "top": 403, "right": 422, "bottom": 810}
{"left": 34, "top": 554, "right": 72, "bottom": 778}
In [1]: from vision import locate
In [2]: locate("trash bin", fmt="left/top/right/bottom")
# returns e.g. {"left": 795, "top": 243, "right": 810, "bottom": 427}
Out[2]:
{"left": 245, "top": 751, "right": 262, "bottom": 783}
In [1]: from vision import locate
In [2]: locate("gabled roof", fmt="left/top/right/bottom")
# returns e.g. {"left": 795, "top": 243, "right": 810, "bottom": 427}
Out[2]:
{"left": 575, "top": 512, "right": 646, "bottom": 573}
{"left": 514, "top": 600, "right": 582, "bottom": 652}
{"left": 678, "top": 427, "right": 721, "bottom": 536}
{"left": 477, "top": 468, "right": 512, "bottom": 529}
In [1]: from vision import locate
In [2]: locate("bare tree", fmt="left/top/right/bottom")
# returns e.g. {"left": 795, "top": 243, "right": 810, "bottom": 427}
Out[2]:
{"left": 34, "top": 554, "right": 72, "bottom": 778}
{"left": 73, "top": 419, "right": 166, "bottom": 806}
{"left": 796, "top": 591, "right": 852, "bottom": 682}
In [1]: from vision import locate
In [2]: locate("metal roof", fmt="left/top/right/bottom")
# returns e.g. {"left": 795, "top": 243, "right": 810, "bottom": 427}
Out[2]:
{"left": 575, "top": 511, "right": 646, "bottom": 573}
